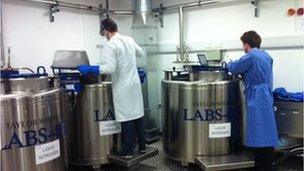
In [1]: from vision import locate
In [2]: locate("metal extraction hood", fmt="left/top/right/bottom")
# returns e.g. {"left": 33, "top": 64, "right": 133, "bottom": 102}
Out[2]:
{"left": 131, "top": 0, "right": 156, "bottom": 28}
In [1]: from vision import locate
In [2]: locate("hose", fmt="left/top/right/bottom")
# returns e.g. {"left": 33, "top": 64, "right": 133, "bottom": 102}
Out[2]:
{"left": 19, "top": 67, "right": 35, "bottom": 73}
{"left": 274, "top": 146, "right": 303, "bottom": 170}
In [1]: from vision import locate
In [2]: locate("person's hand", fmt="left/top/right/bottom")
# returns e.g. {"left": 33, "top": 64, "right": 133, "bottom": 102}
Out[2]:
{"left": 77, "top": 65, "right": 100, "bottom": 76}
{"left": 222, "top": 55, "right": 233, "bottom": 64}
{"left": 77, "top": 65, "right": 91, "bottom": 76}
{"left": 137, "top": 67, "right": 146, "bottom": 84}
{"left": 90, "top": 65, "right": 100, "bottom": 75}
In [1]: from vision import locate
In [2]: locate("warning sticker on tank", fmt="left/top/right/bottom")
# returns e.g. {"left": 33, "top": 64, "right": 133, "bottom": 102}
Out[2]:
{"left": 35, "top": 139, "right": 60, "bottom": 165}
{"left": 65, "top": 84, "right": 75, "bottom": 90}
{"left": 209, "top": 123, "right": 231, "bottom": 138}
{"left": 99, "top": 121, "right": 121, "bottom": 135}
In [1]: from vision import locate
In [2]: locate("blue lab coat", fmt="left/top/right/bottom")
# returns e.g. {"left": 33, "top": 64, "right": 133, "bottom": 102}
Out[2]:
{"left": 227, "top": 48, "right": 278, "bottom": 147}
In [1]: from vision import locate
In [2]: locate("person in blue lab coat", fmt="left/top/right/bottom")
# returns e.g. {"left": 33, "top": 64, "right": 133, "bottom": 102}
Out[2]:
{"left": 225, "top": 31, "right": 278, "bottom": 171}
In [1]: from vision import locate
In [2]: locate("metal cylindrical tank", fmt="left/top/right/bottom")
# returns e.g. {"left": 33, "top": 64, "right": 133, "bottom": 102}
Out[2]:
{"left": 0, "top": 74, "right": 66, "bottom": 171}
{"left": 68, "top": 82, "right": 117, "bottom": 166}
{"left": 162, "top": 66, "right": 243, "bottom": 164}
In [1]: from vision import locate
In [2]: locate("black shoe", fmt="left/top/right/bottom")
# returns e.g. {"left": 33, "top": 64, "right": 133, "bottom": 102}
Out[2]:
{"left": 113, "top": 151, "right": 134, "bottom": 159}
{"left": 139, "top": 145, "right": 147, "bottom": 154}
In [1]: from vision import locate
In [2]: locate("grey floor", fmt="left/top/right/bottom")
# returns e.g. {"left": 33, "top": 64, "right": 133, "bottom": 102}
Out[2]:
{"left": 69, "top": 140, "right": 303, "bottom": 171}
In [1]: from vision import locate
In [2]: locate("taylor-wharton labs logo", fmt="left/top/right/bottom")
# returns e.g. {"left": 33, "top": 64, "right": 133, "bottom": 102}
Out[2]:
{"left": 2, "top": 116, "right": 65, "bottom": 150}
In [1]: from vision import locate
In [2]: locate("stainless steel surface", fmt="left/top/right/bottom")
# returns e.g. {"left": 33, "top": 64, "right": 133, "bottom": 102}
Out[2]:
{"left": 108, "top": 147, "right": 159, "bottom": 167}
{"left": 163, "top": 0, "right": 219, "bottom": 10}
{"left": 195, "top": 153, "right": 255, "bottom": 171}
{"left": 0, "top": 76, "right": 66, "bottom": 171}
{"left": 0, "top": 78, "right": 9, "bottom": 94}
{"left": 68, "top": 83, "right": 115, "bottom": 166}
{"left": 23, "top": 0, "right": 58, "bottom": 5}
{"left": 149, "top": 45, "right": 304, "bottom": 56}
{"left": 275, "top": 101, "right": 303, "bottom": 138}
{"left": 163, "top": 69, "right": 187, "bottom": 81}
{"left": 24, "top": 0, "right": 134, "bottom": 15}
{"left": 0, "top": 0, "right": 4, "bottom": 67}
{"left": 6, "top": 47, "right": 11, "bottom": 68}
{"left": 24, "top": 0, "right": 100, "bottom": 12}
{"left": 134, "top": 0, "right": 152, "bottom": 13}
{"left": 132, "top": 0, "right": 155, "bottom": 28}
{"left": 52, "top": 50, "right": 90, "bottom": 69}
{"left": 178, "top": 6, "right": 185, "bottom": 62}
{"left": 162, "top": 68, "right": 243, "bottom": 163}
{"left": 111, "top": 10, "right": 134, "bottom": 15}
{"left": 195, "top": 70, "right": 228, "bottom": 82}
{"left": 8, "top": 76, "right": 49, "bottom": 93}
{"left": 163, "top": 1, "right": 221, "bottom": 63}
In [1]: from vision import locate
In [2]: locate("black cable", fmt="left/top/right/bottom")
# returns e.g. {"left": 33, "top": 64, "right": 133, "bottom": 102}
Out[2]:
{"left": 274, "top": 147, "right": 303, "bottom": 170}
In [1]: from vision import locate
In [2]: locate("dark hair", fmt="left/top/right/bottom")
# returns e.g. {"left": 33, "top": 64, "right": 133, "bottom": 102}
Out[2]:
{"left": 240, "top": 31, "right": 262, "bottom": 48}
{"left": 101, "top": 18, "right": 118, "bottom": 33}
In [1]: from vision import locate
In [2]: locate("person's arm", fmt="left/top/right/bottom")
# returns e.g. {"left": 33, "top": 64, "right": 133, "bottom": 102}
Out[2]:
{"left": 134, "top": 40, "right": 144, "bottom": 58}
{"left": 227, "top": 53, "right": 254, "bottom": 74}
{"left": 270, "top": 58, "right": 274, "bottom": 91}
{"left": 100, "top": 42, "right": 117, "bottom": 74}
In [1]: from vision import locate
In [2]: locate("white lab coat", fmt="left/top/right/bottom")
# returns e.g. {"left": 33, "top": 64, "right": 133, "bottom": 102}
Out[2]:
{"left": 100, "top": 33, "right": 144, "bottom": 122}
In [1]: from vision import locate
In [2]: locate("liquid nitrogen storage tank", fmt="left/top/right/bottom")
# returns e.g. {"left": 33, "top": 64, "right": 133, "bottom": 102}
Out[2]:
{"left": 0, "top": 67, "right": 66, "bottom": 171}
{"left": 162, "top": 65, "right": 243, "bottom": 164}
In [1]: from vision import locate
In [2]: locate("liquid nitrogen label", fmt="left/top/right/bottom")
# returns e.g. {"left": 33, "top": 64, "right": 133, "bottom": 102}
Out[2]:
{"left": 65, "top": 84, "right": 75, "bottom": 90}
{"left": 99, "top": 120, "right": 121, "bottom": 135}
{"left": 35, "top": 139, "right": 60, "bottom": 165}
{"left": 209, "top": 123, "right": 231, "bottom": 138}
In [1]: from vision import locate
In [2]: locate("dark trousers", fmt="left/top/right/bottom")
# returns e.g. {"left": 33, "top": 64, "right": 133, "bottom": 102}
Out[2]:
{"left": 251, "top": 147, "right": 275, "bottom": 171}
{"left": 121, "top": 117, "right": 145, "bottom": 153}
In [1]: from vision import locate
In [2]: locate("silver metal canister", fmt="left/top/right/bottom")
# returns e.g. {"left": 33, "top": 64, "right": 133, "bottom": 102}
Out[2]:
{"left": 162, "top": 66, "right": 243, "bottom": 164}
{"left": 68, "top": 82, "right": 119, "bottom": 167}
{"left": 0, "top": 74, "right": 66, "bottom": 171}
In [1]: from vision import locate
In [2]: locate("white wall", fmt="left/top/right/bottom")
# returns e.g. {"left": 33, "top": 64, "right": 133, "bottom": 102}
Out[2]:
{"left": 4, "top": 0, "right": 302, "bottom": 90}
{"left": 2, "top": 0, "right": 134, "bottom": 73}
{"left": 151, "top": 0, "right": 304, "bottom": 92}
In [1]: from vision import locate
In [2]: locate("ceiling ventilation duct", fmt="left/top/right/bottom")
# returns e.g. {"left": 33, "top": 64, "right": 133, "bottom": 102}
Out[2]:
{"left": 132, "top": 0, "right": 155, "bottom": 28}
{"left": 131, "top": 0, "right": 157, "bottom": 46}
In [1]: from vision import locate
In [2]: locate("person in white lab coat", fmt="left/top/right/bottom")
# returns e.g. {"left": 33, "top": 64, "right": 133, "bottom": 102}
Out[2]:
{"left": 78, "top": 18, "right": 146, "bottom": 158}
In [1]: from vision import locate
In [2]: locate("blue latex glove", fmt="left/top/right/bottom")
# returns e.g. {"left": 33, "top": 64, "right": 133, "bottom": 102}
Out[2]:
{"left": 77, "top": 65, "right": 91, "bottom": 76}
{"left": 137, "top": 67, "right": 146, "bottom": 84}
{"left": 90, "top": 65, "right": 100, "bottom": 75}
{"left": 77, "top": 65, "right": 100, "bottom": 76}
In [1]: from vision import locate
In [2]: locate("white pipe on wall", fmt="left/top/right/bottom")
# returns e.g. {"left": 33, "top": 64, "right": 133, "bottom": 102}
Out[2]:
{"left": 22, "top": 0, "right": 134, "bottom": 14}
{"left": 178, "top": 6, "right": 184, "bottom": 61}
{"left": 0, "top": 0, "right": 4, "bottom": 67}
{"left": 164, "top": 0, "right": 219, "bottom": 10}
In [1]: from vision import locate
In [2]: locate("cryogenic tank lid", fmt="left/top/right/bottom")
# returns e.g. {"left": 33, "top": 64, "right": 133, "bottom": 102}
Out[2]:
{"left": 163, "top": 68, "right": 185, "bottom": 72}
{"left": 51, "top": 50, "right": 90, "bottom": 69}
{"left": 190, "top": 65, "right": 228, "bottom": 72}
